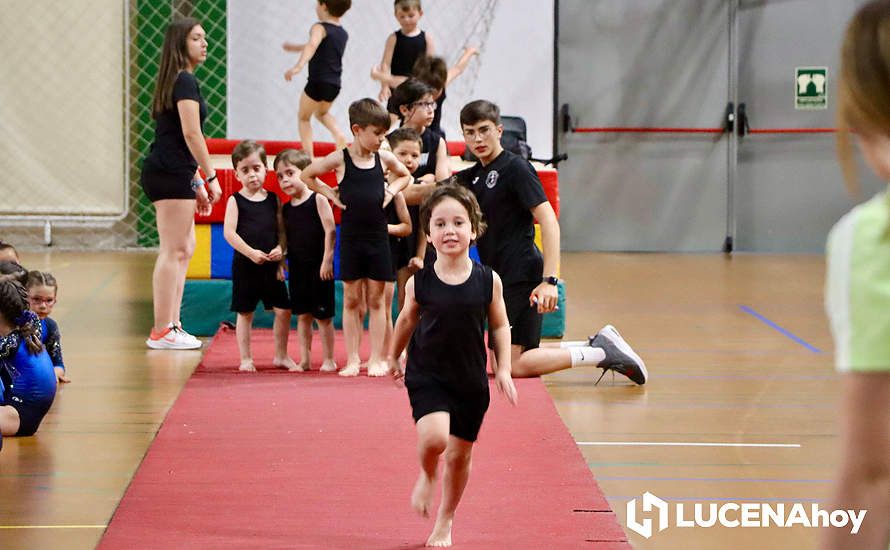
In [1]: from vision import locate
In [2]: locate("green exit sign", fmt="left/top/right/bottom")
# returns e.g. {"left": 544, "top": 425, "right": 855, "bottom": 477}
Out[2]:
{"left": 795, "top": 67, "right": 828, "bottom": 110}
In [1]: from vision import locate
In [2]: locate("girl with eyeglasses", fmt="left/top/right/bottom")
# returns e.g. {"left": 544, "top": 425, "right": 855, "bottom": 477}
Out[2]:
{"left": 26, "top": 271, "right": 69, "bottom": 384}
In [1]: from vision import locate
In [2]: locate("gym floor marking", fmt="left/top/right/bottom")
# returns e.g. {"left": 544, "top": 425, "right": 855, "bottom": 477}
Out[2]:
{"left": 0, "top": 525, "right": 107, "bottom": 529}
{"left": 739, "top": 305, "right": 823, "bottom": 353}
{"left": 577, "top": 441, "right": 801, "bottom": 448}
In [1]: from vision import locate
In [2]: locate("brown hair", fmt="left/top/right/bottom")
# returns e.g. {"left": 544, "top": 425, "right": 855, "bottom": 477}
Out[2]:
{"left": 231, "top": 140, "right": 268, "bottom": 168}
{"left": 838, "top": 0, "right": 890, "bottom": 193}
{"left": 321, "top": 0, "right": 351, "bottom": 17}
{"left": 420, "top": 184, "right": 486, "bottom": 240}
{"left": 395, "top": 0, "right": 422, "bottom": 11}
{"left": 390, "top": 78, "right": 434, "bottom": 117}
{"left": 274, "top": 148, "right": 311, "bottom": 171}
{"left": 151, "top": 18, "right": 202, "bottom": 116}
{"left": 348, "top": 98, "right": 391, "bottom": 129}
{"left": 0, "top": 280, "right": 42, "bottom": 354}
{"left": 26, "top": 271, "right": 57, "bottom": 294}
{"left": 0, "top": 241, "right": 18, "bottom": 261}
{"left": 460, "top": 100, "right": 500, "bottom": 127}
{"left": 387, "top": 127, "right": 423, "bottom": 150}
{"left": 0, "top": 261, "right": 27, "bottom": 285}
{"left": 412, "top": 55, "right": 447, "bottom": 91}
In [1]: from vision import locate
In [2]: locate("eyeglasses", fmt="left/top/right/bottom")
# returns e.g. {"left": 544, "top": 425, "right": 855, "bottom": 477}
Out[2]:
{"left": 462, "top": 125, "right": 496, "bottom": 140}
{"left": 29, "top": 297, "right": 56, "bottom": 306}
{"left": 411, "top": 100, "right": 437, "bottom": 111}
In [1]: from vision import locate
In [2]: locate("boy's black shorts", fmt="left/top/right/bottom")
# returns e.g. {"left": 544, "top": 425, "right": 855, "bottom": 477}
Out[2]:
{"left": 405, "top": 369, "right": 490, "bottom": 443}
{"left": 304, "top": 81, "right": 340, "bottom": 103}
{"left": 288, "top": 260, "right": 335, "bottom": 319}
{"left": 230, "top": 260, "right": 290, "bottom": 313}
{"left": 339, "top": 238, "right": 394, "bottom": 282}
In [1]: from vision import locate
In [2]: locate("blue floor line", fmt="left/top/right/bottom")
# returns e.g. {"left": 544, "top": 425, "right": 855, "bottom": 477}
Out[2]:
{"left": 739, "top": 305, "right": 822, "bottom": 353}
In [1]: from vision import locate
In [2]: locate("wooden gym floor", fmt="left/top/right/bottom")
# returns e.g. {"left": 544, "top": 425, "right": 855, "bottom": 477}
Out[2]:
{"left": 0, "top": 251, "right": 837, "bottom": 549}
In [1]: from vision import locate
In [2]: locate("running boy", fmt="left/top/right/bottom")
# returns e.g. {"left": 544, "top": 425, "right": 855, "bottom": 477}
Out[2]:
{"left": 453, "top": 100, "right": 648, "bottom": 384}
{"left": 275, "top": 148, "right": 338, "bottom": 373}
{"left": 375, "top": 0, "right": 435, "bottom": 104}
{"left": 299, "top": 98, "right": 413, "bottom": 377}
{"left": 283, "top": 0, "right": 351, "bottom": 157}
{"left": 387, "top": 184, "right": 517, "bottom": 547}
{"left": 223, "top": 140, "right": 296, "bottom": 372}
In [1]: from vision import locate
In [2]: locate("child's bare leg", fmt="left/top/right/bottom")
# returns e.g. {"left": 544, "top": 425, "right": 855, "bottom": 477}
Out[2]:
{"left": 0, "top": 405, "right": 21, "bottom": 436}
{"left": 298, "top": 92, "right": 317, "bottom": 158}
{"left": 315, "top": 100, "right": 348, "bottom": 149}
{"left": 427, "top": 436, "right": 474, "bottom": 547}
{"left": 294, "top": 313, "right": 314, "bottom": 371}
{"left": 822, "top": 373, "right": 890, "bottom": 549}
{"left": 366, "top": 280, "right": 388, "bottom": 376}
{"left": 396, "top": 267, "right": 411, "bottom": 313}
{"left": 340, "top": 281, "right": 363, "bottom": 376}
{"left": 236, "top": 312, "right": 255, "bottom": 371}
{"left": 382, "top": 281, "right": 396, "bottom": 359}
{"left": 413, "top": 412, "right": 449, "bottom": 518}
{"left": 272, "top": 307, "right": 300, "bottom": 371}
{"left": 317, "top": 317, "right": 337, "bottom": 371}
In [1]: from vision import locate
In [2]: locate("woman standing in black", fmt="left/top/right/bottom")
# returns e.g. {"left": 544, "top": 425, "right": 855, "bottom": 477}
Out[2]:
{"left": 141, "top": 18, "right": 221, "bottom": 349}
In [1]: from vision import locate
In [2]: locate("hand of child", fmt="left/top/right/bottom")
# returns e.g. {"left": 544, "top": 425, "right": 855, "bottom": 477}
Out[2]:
{"left": 268, "top": 246, "right": 283, "bottom": 262}
{"left": 320, "top": 259, "right": 333, "bottom": 281}
{"left": 284, "top": 67, "right": 300, "bottom": 81}
{"left": 464, "top": 46, "right": 479, "bottom": 57}
{"left": 378, "top": 85, "right": 391, "bottom": 103}
{"left": 249, "top": 249, "right": 268, "bottom": 264}
{"left": 370, "top": 63, "right": 389, "bottom": 83}
{"left": 282, "top": 41, "right": 304, "bottom": 52}
{"left": 408, "top": 256, "right": 424, "bottom": 273}
{"left": 331, "top": 193, "right": 346, "bottom": 210}
{"left": 277, "top": 263, "right": 286, "bottom": 281}
{"left": 54, "top": 366, "right": 71, "bottom": 384}
{"left": 388, "top": 356, "right": 405, "bottom": 382}
{"left": 495, "top": 370, "right": 518, "bottom": 405}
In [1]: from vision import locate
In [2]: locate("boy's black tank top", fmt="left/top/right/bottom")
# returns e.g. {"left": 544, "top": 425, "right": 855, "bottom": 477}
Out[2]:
{"left": 391, "top": 30, "right": 427, "bottom": 76}
{"left": 430, "top": 88, "right": 446, "bottom": 136}
{"left": 308, "top": 22, "right": 348, "bottom": 86}
{"left": 407, "top": 261, "right": 492, "bottom": 389}
{"left": 283, "top": 193, "right": 325, "bottom": 261}
{"left": 233, "top": 192, "right": 280, "bottom": 263}
{"left": 339, "top": 148, "right": 387, "bottom": 240}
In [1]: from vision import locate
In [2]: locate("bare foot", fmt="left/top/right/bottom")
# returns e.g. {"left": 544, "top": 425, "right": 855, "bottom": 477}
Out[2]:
{"left": 367, "top": 361, "right": 388, "bottom": 377}
{"left": 238, "top": 359, "right": 256, "bottom": 372}
{"left": 411, "top": 472, "right": 434, "bottom": 518}
{"left": 319, "top": 359, "right": 338, "bottom": 372}
{"left": 425, "top": 517, "right": 453, "bottom": 547}
{"left": 273, "top": 357, "right": 305, "bottom": 372}
{"left": 339, "top": 362, "right": 360, "bottom": 377}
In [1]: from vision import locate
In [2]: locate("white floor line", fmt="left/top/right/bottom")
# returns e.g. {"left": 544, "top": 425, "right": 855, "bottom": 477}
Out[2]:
{"left": 576, "top": 441, "right": 801, "bottom": 448}
{"left": 0, "top": 525, "right": 107, "bottom": 529}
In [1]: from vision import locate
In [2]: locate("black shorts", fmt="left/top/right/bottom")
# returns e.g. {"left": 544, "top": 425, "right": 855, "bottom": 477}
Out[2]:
{"left": 489, "top": 281, "right": 543, "bottom": 351}
{"left": 304, "top": 81, "right": 340, "bottom": 103}
{"left": 390, "top": 237, "right": 410, "bottom": 274}
{"left": 7, "top": 395, "right": 54, "bottom": 436}
{"left": 405, "top": 370, "right": 490, "bottom": 442}
{"left": 140, "top": 162, "right": 196, "bottom": 202}
{"left": 230, "top": 260, "right": 291, "bottom": 313}
{"left": 288, "top": 260, "right": 335, "bottom": 319}
{"left": 339, "top": 237, "right": 394, "bottom": 282}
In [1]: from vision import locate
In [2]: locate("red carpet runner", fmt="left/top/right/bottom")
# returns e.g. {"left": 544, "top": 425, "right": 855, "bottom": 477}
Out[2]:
{"left": 100, "top": 328, "right": 628, "bottom": 549}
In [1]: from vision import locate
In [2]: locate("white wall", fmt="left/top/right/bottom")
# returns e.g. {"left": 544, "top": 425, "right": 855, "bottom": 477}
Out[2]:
{"left": 227, "top": 0, "right": 553, "bottom": 157}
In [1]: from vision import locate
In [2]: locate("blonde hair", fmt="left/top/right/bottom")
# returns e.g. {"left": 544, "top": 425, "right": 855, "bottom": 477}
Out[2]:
{"left": 838, "top": 0, "right": 890, "bottom": 193}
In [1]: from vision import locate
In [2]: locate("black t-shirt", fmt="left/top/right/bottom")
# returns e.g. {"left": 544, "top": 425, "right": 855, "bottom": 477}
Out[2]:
{"left": 283, "top": 193, "right": 326, "bottom": 262}
{"left": 144, "top": 71, "right": 207, "bottom": 173}
{"left": 454, "top": 150, "right": 548, "bottom": 286}
{"left": 391, "top": 30, "right": 427, "bottom": 76}
{"left": 339, "top": 149, "right": 387, "bottom": 240}
{"left": 233, "top": 192, "right": 280, "bottom": 264}
{"left": 407, "top": 261, "right": 492, "bottom": 390}
{"left": 308, "top": 22, "right": 348, "bottom": 86}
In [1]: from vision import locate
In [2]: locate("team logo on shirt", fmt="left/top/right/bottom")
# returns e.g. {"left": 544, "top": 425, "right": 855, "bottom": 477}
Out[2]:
{"left": 485, "top": 170, "right": 499, "bottom": 189}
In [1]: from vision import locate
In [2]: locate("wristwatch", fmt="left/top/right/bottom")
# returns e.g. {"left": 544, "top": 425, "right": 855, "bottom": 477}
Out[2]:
{"left": 543, "top": 276, "right": 559, "bottom": 286}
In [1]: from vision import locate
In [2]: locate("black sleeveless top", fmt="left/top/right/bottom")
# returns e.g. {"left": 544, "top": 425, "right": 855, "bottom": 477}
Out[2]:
{"left": 308, "top": 22, "right": 348, "bottom": 86}
{"left": 430, "top": 88, "right": 446, "bottom": 136}
{"left": 407, "top": 261, "right": 492, "bottom": 389}
{"left": 391, "top": 30, "right": 427, "bottom": 76}
{"left": 283, "top": 193, "right": 325, "bottom": 261}
{"left": 415, "top": 127, "right": 442, "bottom": 180}
{"left": 233, "top": 192, "right": 280, "bottom": 264}
{"left": 339, "top": 148, "right": 387, "bottom": 239}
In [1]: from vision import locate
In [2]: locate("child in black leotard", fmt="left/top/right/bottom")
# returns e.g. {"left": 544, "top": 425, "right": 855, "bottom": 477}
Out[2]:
{"left": 223, "top": 140, "right": 295, "bottom": 373}
{"left": 387, "top": 184, "right": 517, "bottom": 548}
{"left": 283, "top": 0, "right": 352, "bottom": 157}
{"left": 299, "top": 98, "right": 412, "bottom": 377}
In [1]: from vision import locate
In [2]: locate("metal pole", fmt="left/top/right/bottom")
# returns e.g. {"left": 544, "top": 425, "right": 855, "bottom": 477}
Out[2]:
{"left": 725, "top": 0, "right": 740, "bottom": 254}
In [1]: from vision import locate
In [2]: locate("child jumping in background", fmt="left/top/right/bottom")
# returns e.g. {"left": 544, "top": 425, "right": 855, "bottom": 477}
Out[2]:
{"left": 26, "top": 271, "right": 70, "bottom": 384}
{"left": 299, "top": 98, "right": 412, "bottom": 377}
{"left": 387, "top": 184, "right": 517, "bottom": 548}
{"left": 375, "top": 0, "right": 435, "bottom": 105}
{"left": 275, "top": 148, "right": 338, "bottom": 373}
{"left": 283, "top": 0, "right": 352, "bottom": 157}
{"left": 0, "top": 279, "right": 57, "bottom": 439}
{"left": 223, "top": 140, "right": 296, "bottom": 373}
